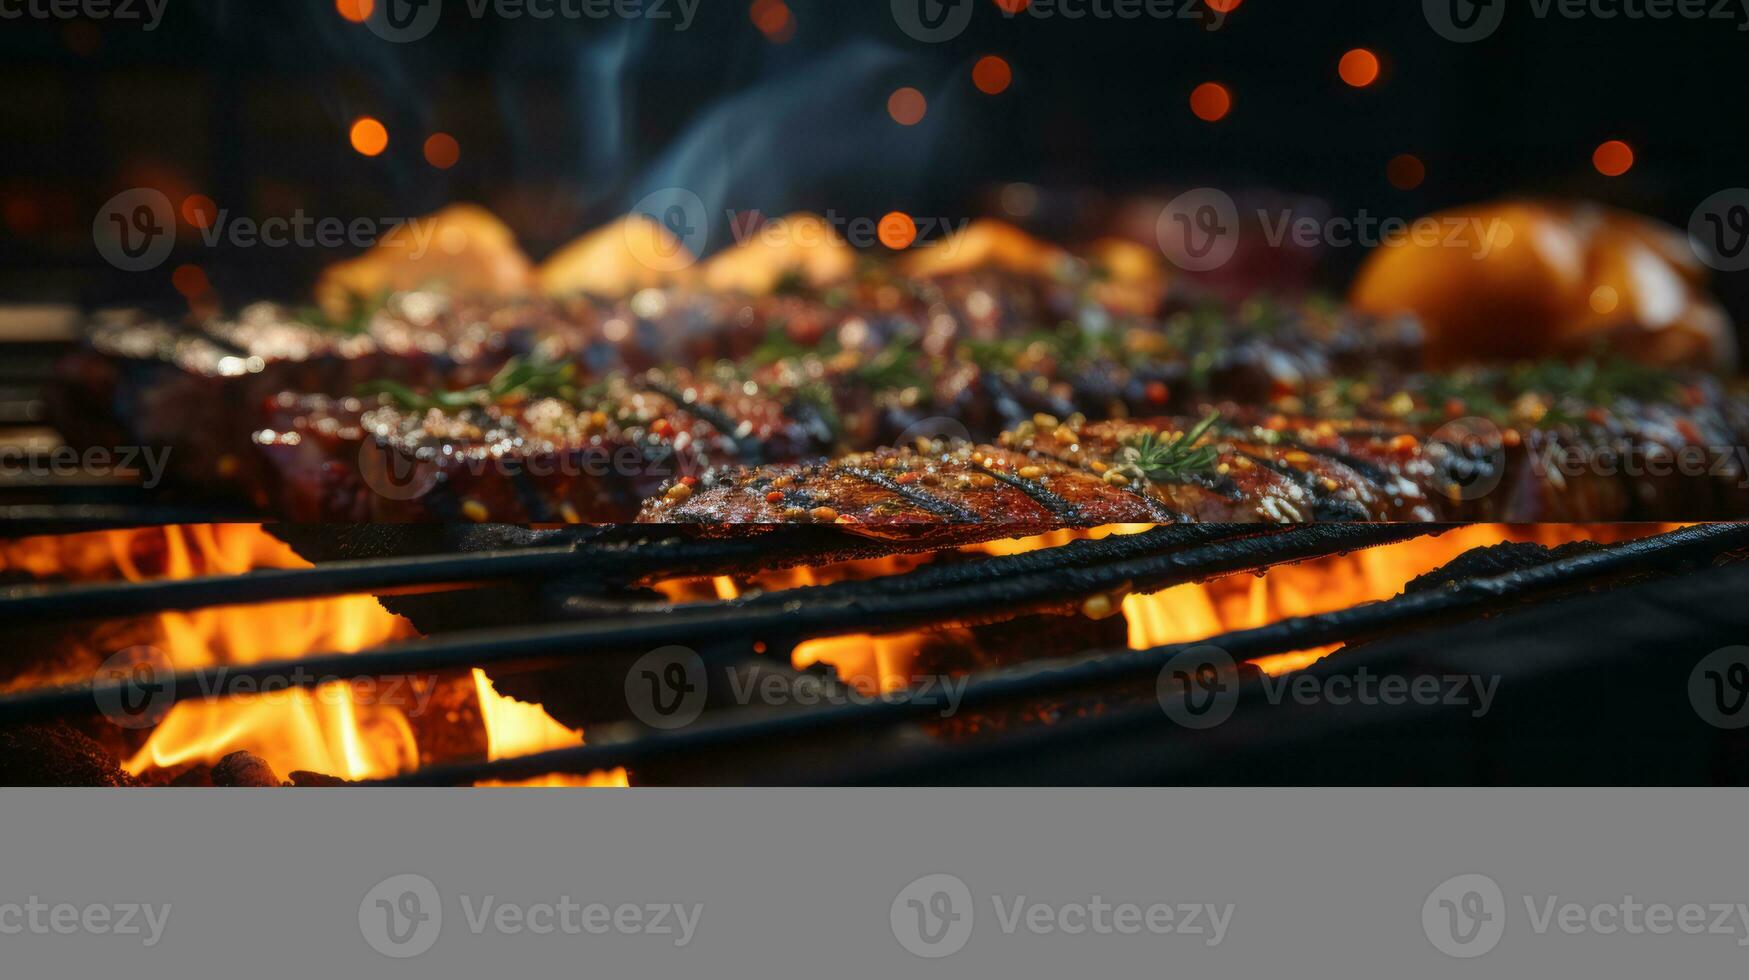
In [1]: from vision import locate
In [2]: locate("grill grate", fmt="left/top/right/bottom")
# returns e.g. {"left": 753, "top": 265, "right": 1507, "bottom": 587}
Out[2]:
{"left": 1, "top": 521, "right": 1745, "bottom": 784}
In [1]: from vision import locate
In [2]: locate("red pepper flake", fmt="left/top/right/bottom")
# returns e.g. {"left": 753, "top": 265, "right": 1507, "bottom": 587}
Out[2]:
{"left": 895, "top": 471, "right": 919, "bottom": 485}
{"left": 765, "top": 490, "right": 785, "bottom": 504}
{"left": 1676, "top": 418, "right": 1703, "bottom": 444}
{"left": 679, "top": 475, "right": 699, "bottom": 487}
{"left": 1585, "top": 407, "right": 1609, "bottom": 425}
{"left": 1145, "top": 380, "right": 1170, "bottom": 405}
{"left": 1444, "top": 398, "right": 1466, "bottom": 419}
{"left": 650, "top": 418, "right": 675, "bottom": 438}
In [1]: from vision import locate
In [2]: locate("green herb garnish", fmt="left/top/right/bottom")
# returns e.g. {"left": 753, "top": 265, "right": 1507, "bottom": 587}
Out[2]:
{"left": 356, "top": 354, "right": 576, "bottom": 412}
{"left": 1120, "top": 412, "right": 1222, "bottom": 483}
{"left": 297, "top": 288, "right": 390, "bottom": 336}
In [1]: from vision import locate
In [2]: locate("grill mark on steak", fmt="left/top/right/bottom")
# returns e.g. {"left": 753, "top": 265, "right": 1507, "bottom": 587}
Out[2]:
{"left": 837, "top": 466, "right": 983, "bottom": 523}
{"left": 988, "top": 471, "right": 1088, "bottom": 524}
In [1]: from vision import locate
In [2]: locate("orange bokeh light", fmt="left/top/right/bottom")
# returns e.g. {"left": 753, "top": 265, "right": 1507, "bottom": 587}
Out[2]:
{"left": 878, "top": 212, "right": 918, "bottom": 250}
{"left": 336, "top": 0, "right": 373, "bottom": 22}
{"left": 887, "top": 87, "right": 927, "bottom": 126}
{"left": 350, "top": 117, "right": 389, "bottom": 157}
{"left": 972, "top": 55, "right": 1012, "bottom": 95}
{"left": 1593, "top": 140, "right": 1634, "bottom": 177}
{"left": 181, "top": 193, "right": 217, "bottom": 229}
{"left": 1387, "top": 153, "right": 1426, "bottom": 190}
{"left": 750, "top": 0, "right": 794, "bottom": 40}
{"left": 171, "top": 264, "right": 209, "bottom": 298}
{"left": 1339, "top": 48, "right": 1381, "bottom": 88}
{"left": 1189, "top": 82, "right": 1231, "bottom": 122}
{"left": 423, "top": 132, "right": 460, "bottom": 169}
{"left": 993, "top": 0, "right": 1030, "bottom": 12}
{"left": 1206, "top": 0, "right": 1241, "bottom": 11}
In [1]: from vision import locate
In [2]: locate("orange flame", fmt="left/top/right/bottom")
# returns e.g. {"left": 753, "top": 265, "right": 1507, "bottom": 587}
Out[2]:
{"left": 471, "top": 669, "right": 628, "bottom": 787}
{"left": 668, "top": 524, "right": 1674, "bottom": 688}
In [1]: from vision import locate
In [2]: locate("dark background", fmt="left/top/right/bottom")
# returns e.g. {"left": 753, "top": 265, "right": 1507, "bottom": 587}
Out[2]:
{"left": 2, "top": 0, "right": 1745, "bottom": 324}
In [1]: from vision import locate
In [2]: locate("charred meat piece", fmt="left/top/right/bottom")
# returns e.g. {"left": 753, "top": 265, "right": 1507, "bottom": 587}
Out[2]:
{"left": 52, "top": 296, "right": 598, "bottom": 505}
{"left": 253, "top": 366, "right": 827, "bottom": 522}
{"left": 640, "top": 415, "right": 1323, "bottom": 536}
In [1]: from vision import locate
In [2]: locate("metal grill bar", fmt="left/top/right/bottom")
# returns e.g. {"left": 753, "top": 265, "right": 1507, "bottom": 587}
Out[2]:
{"left": 0, "top": 523, "right": 1433, "bottom": 726}
{"left": 369, "top": 522, "right": 1749, "bottom": 786}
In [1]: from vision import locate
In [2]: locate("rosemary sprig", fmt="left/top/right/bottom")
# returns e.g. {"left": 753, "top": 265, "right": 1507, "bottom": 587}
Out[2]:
{"left": 1120, "top": 412, "right": 1223, "bottom": 483}
{"left": 854, "top": 342, "right": 928, "bottom": 391}
{"left": 356, "top": 354, "right": 576, "bottom": 412}
{"left": 296, "top": 288, "right": 390, "bottom": 336}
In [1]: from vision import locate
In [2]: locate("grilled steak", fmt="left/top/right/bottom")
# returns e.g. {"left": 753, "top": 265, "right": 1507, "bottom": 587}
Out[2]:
{"left": 54, "top": 258, "right": 1423, "bottom": 508}
{"left": 643, "top": 369, "right": 1749, "bottom": 537}
{"left": 254, "top": 365, "right": 825, "bottom": 522}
